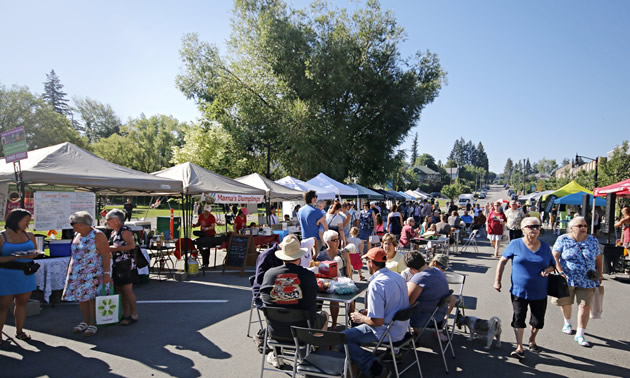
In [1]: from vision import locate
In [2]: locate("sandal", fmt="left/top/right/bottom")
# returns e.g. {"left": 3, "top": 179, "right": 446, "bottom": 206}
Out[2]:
{"left": 15, "top": 331, "right": 31, "bottom": 341}
{"left": 510, "top": 350, "right": 525, "bottom": 360}
{"left": 83, "top": 325, "right": 97, "bottom": 337}
{"left": 73, "top": 322, "right": 89, "bottom": 333}
{"left": 120, "top": 316, "right": 138, "bottom": 326}
{"left": 528, "top": 343, "right": 539, "bottom": 352}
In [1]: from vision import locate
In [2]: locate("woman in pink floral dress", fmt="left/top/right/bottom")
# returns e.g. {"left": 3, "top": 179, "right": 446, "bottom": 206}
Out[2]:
{"left": 62, "top": 211, "right": 111, "bottom": 337}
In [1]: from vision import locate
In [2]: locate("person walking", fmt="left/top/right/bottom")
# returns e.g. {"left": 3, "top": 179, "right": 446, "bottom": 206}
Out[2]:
{"left": 63, "top": 211, "right": 112, "bottom": 337}
{"left": 494, "top": 217, "right": 556, "bottom": 359}
{"left": 552, "top": 216, "right": 603, "bottom": 347}
{"left": 488, "top": 202, "right": 507, "bottom": 258}
{"left": 505, "top": 201, "right": 525, "bottom": 241}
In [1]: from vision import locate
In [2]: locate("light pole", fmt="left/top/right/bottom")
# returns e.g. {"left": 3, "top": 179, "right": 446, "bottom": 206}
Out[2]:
{"left": 575, "top": 153, "right": 599, "bottom": 234}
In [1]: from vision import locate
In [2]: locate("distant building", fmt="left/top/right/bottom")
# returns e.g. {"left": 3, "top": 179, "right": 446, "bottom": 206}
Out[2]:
{"left": 412, "top": 165, "right": 440, "bottom": 183}
{"left": 445, "top": 167, "right": 459, "bottom": 181}
{"left": 554, "top": 158, "right": 606, "bottom": 179}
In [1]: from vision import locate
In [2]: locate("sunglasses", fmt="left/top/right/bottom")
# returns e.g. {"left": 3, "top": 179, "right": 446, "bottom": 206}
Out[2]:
{"left": 330, "top": 239, "right": 339, "bottom": 242}
{"left": 523, "top": 224, "right": 540, "bottom": 230}
{"left": 574, "top": 224, "right": 588, "bottom": 228}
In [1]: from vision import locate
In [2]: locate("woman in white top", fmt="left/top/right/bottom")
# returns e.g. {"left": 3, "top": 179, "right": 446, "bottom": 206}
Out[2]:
{"left": 325, "top": 202, "right": 347, "bottom": 247}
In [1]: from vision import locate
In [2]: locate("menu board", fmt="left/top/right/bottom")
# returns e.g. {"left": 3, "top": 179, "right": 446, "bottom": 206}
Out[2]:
{"left": 223, "top": 234, "right": 253, "bottom": 276}
{"left": 34, "top": 191, "right": 96, "bottom": 230}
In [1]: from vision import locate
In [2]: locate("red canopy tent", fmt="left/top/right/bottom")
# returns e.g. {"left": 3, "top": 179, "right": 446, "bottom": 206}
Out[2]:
{"left": 594, "top": 178, "right": 630, "bottom": 197}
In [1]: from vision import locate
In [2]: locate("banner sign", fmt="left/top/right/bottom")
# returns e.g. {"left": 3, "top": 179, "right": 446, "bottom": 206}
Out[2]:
{"left": 206, "top": 193, "right": 264, "bottom": 204}
{"left": 1, "top": 126, "right": 28, "bottom": 163}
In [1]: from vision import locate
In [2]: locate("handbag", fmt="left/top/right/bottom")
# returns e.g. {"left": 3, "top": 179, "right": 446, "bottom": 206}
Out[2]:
{"left": 590, "top": 286, "right": 604, "bottom": 319}
{"left": 547, "top": 269, "right": 570, "bottom": 298}
{"left": 369, "top": 232, "right": 380, "bottom": 244}
{"left": 95, "top": 284, "right": 122, "bottom": 326}
{"left": 135, "top": 247, "right": 149, "bottom": 269}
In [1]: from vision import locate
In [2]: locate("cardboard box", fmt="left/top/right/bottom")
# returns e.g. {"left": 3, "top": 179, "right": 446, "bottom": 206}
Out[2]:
{"left": 318, "top": 260, "right": 338, "bottom": 278}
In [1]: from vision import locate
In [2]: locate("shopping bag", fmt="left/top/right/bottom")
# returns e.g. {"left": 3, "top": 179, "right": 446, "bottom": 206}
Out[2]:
{"left": 590, "top": 286, "right": 604, "bottom": 319}
{"left": 369, "top": 233, "right": 380, "bottom": 245}
{"left": 95, "top": 284, "right": 122, "bottom": 326}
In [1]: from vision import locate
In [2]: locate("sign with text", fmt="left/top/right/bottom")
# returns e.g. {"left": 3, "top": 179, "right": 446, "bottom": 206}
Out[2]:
{"left": 34, "top": 191, "right": 96, "bottom": 230}
{"left": 206, "top": 192, "right": 264, "bottom": 204}
{"left": 1, "top": 126, "right": 28, "bottom": 163}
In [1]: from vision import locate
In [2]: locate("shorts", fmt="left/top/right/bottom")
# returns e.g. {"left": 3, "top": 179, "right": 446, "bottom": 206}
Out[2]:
{"left": 511, "top": 294, "right": 547, "bottom": 329}
{"left": 509, "top": 229, "right": 523, "bottom": 240}
{"left": 488, "top": 234, "right": 502, "bottom": 241}
{"left": 551, "top": 286, "right": 596, "bottom": 307}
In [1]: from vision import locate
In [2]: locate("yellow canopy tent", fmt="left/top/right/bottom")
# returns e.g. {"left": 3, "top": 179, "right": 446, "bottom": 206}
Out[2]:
{"left": 542, "top": 180, "right": 592, "bottom": 201}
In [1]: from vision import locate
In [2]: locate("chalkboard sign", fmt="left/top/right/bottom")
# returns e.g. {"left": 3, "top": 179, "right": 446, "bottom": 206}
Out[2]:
{"left": 34, "top": 191, "right": 96, "bottom": 230}
{"left": 223, "top": 234, "right": 253, "bottom": 275}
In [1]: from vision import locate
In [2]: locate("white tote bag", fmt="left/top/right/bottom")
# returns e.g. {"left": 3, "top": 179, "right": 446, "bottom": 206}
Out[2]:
{"left": 590, "top": 285, "right": 604, "bottom": 319}
{"left": 95, "top": 284, "right": 122, "bottom": 326}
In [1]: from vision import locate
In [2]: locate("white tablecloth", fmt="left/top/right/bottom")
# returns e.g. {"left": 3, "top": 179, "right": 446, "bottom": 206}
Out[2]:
{"left": 34, "top": 257, "right": 70, "bottom": 303}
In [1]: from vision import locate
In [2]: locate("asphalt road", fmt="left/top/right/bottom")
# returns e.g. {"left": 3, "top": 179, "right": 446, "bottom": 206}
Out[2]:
{"left": 1, "top": 185, "right": 629, "bottom": 377}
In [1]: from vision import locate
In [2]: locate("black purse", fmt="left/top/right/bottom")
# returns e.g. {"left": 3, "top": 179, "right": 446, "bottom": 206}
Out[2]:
{"left": 548, "top": 269, "right": 570, "bottom": 298}
{"left": 134, "top": 247, "right": 149, "bottom": 269}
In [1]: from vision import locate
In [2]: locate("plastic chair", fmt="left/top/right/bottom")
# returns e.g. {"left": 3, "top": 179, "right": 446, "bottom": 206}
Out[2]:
{"left": 367, "top": 302, "right": 423, "bottom": 378}
{"left": 247, "top": 275, "right": 264, "bottom": 338}
{"left": 260, "top": 307, "right": 311, "bottom": 377}
{"left": 290, "top": 326, "right": 353, "bottom": 378}
{"left": 413, "top": 291, "right": 455, "bottom": 373}
{"left": 460, "top": 230, "right": 479, "bottom": 253}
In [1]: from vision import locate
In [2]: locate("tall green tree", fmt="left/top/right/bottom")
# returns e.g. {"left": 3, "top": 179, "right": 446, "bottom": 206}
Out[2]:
{"left": 0, "top": 84, "right": 86, "bottom": 152}
{"left": 474, "top": 142, "right": 489, "bottom": 171}
{"left": 73, "top": 97, "right": 122, "bottom": 143}
{"left": 410, "top": 132, "right": 419, "bottom": 166}
{"left": 414, "top": 153, "right": 438, "bottom": 172}
{"left": 504, "top": 158, "right": 514, "bottom": 180}
{"left": 42, "top": 70, "right": 71, "bottom": 116}
{"left": 599, "top": 141, "right": 630, "bottom": 187}
{"left": 92, "top": 114, "right": 184, "bottom": 172}
{"left": 176, "top": 0, "right": 445, "bottom": 185}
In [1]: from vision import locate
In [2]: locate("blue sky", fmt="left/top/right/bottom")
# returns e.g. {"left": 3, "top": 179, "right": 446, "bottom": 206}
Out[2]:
{"left": 1, "top": 0, "right": 628, "bottom": 174}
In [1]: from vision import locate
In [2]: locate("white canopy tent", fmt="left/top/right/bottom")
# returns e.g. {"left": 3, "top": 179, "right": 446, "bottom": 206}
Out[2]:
{"left": 306, "top": 173, "right": 358, "bottom": 197}
{"left": 235, "top": 173, "right": 304, "bottom": 201}
{"left": 0, "top": 142, "right": 182, "bottom": 195}
{"left": 275, "top": 176, "right": 336, "bottom": 200}
{"left": 152, "top": 162, "right": 264, "bottom": 199}
{"left": 405, "top": 190, "right": 429, "bottom": 199}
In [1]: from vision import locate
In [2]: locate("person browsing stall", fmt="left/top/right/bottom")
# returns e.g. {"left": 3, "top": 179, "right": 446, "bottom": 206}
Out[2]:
{"left": 342, "top": 248, "right": 410, "bottom": 377}
{"left": 193, "top": 204, "right": 216, "bottom": 237}
{"left": 399, "top": 217, "right": 418, "bottom": 248}
{"left": 298, "top": 190, "right": 328, "bottom": 254}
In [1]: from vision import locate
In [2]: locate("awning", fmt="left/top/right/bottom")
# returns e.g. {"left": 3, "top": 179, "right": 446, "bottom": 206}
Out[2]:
{"left": 235, "top": 173, "right": 304, "bottom": 201}
{"left": 554, "top": 192, "right": 607, "bottom": 206}
{"left": 542, "top": 181, "right": 592, "bottom": 201}
{"left": 275, "top": 176, "right": 336, "bottom": 200}
{"left": 594, "top": 178, "right": 630, "bottom": 197}
{"left": 346, "top": 183, "right": 384, "bottom": 200}
{"left": 306, "top": 173, "right": 358, "bottom": 197}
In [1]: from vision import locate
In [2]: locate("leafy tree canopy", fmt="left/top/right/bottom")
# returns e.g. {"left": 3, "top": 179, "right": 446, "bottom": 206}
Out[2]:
{"left": 176, "top": 0, "right": 446, "bottom": 185}
{"left": 73, "top": 97, "right": 122, "bottom": 143}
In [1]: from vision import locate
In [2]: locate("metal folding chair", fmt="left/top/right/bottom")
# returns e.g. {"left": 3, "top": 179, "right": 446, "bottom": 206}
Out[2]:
{"left": 444, "top": 272, "right": 466, "bottom": 325}
{"left": 290, "top": 326, "right": 353, "bottom": 378}
{"left": 460, "top": 230, "right": 479, "bottom": 253}
{"left": 367, "top": 302, "right": 423, "bottom": 378}
{"left": 247, "top": 275, "right": 264, "bottom": 338}
{"left": 260, "top": 307, "right": 311, "bottom": 377}
{"left": 413, "top": 291, "right": 455, "bottom": 374}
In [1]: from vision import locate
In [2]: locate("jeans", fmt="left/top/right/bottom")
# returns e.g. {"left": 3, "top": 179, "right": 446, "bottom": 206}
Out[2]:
{"left": 342, "top": 324, "right": 378, "bottom": 375}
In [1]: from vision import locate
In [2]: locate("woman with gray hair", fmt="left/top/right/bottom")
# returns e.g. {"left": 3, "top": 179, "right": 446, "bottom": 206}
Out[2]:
{"left": 551, "top": 215, "right": 602, "bottom": 347}
{"left": 106, "top": 209, "right": 139, "bottom": 325}
{"left": 495, "top": 216, "right": 556, "bottom": 359}
{"left": 63, "top": 211, "right": 112, "bottom": 337}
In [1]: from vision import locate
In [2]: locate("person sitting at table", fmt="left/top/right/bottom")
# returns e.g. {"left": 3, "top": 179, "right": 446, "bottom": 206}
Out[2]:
{"left": 233, "top": 209, "right": 247, "bottom": 234}
{"left": 399, "top": 217, "right": 418, "bottom": 249}
{"left": 404, "top": 251, "right": 451, "bottom": 336}
{"left": 106, "top": 209, "right": 139, "bottom": 326}
{"left": 420, "top": 215, "right": 432, "bottom": 234}
{"left": 314, "top": 230, "right": 352, "bottom": 330}
{"left": 260, "top": 235, "right": 329, "bottom": 365}
{"left": 0, "top": 209, "right": 40, "bottom": 344}
{"left": 252, "top": 242, "right": 282, "bottom": 308}
{"left": 435, "top": 214, "right": 452, "bottom": 237}
{"left": 448, "top": 210, "right": 462, "bottom": 229}
{"left": 383, "top": 233, "right": 407, "bottom": 273}
{"left": 193, "top": 204, "right": 216, "bottom": 238}
{"left": 343, "top": 247, "right": 409, "bottom": 377}
{"left": 461, "top": 210, "right": 473, "bottom": 226}
{"left": 283, "top": 214, "right": 290, "bottom": 222}
{"left": 63, "top": 211, "right": 112, "bottom": 337}
{"left": 431, "top": 210, "right": 442, "bottom": 224}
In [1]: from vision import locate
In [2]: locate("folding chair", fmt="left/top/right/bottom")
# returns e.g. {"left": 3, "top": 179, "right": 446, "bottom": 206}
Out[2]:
{"left": 444, "top": 272, "right": 466, "bottom": 325}
{"left": 368, "top": 303, "right": 423, "bottom": 378}
{"left": 450, "top": 230, "right": 460, "bottom": 254}
{"left": 459, "top": 230, "right": 479, "bottom": 253}
{"left": 290, "top": 326, "right": 353, "bottom": 378}
{"left": 260, "top": 307, "right": 311, "bottom": 377}
{"left": 414, "top": 291, "right": 455, "bottom": 374}
{"left": 247, "top": 275, "right": 264, "bottom": 338}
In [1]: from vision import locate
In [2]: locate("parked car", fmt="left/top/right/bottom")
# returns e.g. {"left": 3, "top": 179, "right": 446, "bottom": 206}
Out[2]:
{"left": 511, "top": 194, "right": 518, "bottom": 200}
{"left": 479, "top": 192, "right": 486, "bottom": 199}
{"left": 430, "top": 192, "right": 442, "bottom": 198}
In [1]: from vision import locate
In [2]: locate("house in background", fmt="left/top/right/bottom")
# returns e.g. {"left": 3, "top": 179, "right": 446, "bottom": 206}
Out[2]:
{"left": 412, "top": 165, "right": 440, "bottom": 183}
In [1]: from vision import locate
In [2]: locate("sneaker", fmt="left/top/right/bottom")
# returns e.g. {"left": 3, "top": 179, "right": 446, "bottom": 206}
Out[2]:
{"left": 574, "top": 335, "right": 590, "bottom": 347}
{"left": 266, "top": 352, "right": 283, "bottom": 368}
{"left": 561, "top": 324, "right": 573, "bottom": 335}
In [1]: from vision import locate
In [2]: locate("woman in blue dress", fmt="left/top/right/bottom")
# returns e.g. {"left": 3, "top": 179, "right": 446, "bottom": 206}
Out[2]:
{"left": 0, "top": 209, "right": 40, "bottom": 344}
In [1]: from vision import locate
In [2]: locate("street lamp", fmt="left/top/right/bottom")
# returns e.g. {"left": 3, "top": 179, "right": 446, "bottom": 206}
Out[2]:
{"left": 575, "top": 153, "right": 599, "bottom": 234}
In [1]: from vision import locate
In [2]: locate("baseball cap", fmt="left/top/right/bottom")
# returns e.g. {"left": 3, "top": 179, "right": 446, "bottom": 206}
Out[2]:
{"left": 431, "top": 254, "right": 450, "bottom": 270}
{"left": 363, "top": 247, "right": 387, "bottom": 262}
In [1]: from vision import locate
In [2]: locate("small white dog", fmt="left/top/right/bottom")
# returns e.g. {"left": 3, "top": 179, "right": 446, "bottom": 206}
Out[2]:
{"left": 457, "top": 315, "right": 502, "bottom": 349}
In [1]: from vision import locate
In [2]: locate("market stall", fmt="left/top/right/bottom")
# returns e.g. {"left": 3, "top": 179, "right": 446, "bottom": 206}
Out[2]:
{"left": 275, "top": 176, "right": 336, "bottom": 200}
{"left": 306, "top": 173, "right": 358, "bottom": 198}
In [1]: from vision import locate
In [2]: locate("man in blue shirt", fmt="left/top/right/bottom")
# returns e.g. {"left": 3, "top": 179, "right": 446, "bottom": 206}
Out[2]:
{"left": 343, "top": 247, "right": 410, "bottom": 376}
{"left": 461, "top": 210, "right": 474, "bottom": 225}
{"left": 298, "top": 190, "right": 328, "bottom": 253}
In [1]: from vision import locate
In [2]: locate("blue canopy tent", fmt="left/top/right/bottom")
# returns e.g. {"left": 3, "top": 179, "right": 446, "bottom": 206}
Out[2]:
{"left": 554, "top": 191, "right": 607, "bottom": 206}
{"left": 347, "top": 183, "right": 384, "bottom": 200}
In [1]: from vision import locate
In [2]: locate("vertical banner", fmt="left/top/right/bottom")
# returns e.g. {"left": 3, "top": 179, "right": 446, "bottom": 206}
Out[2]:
{"left": 0, "top": 183, "right": 8, "bottom": 220}
{"left": 1, "top": 126, "right": 28, "bottom": 162}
